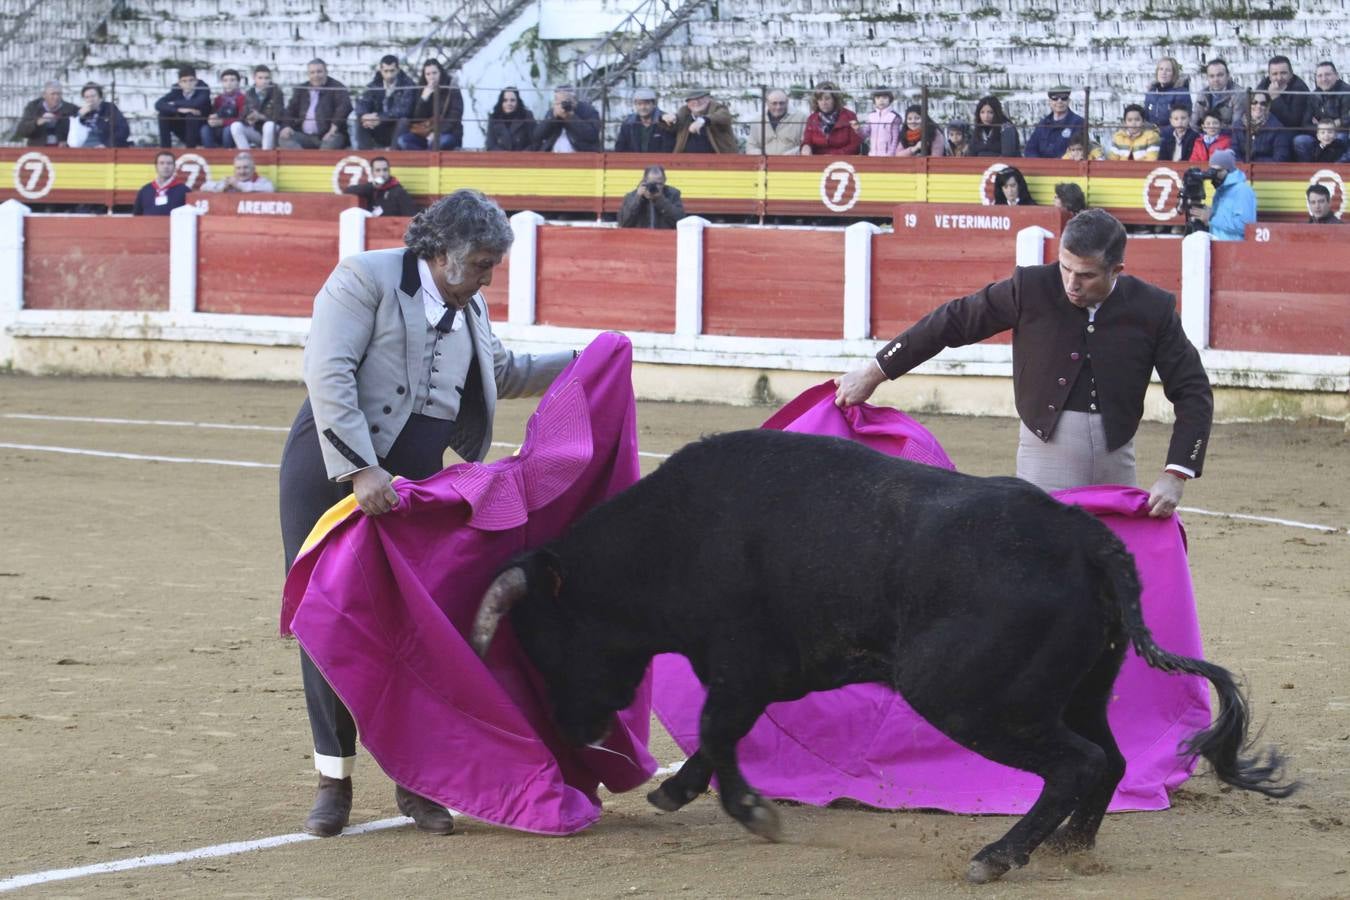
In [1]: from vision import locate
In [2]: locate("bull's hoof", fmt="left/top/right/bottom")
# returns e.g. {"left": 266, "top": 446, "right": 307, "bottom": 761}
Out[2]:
{"left": 740, "top": 797, "right": 782, "bottom": 843}
{"left": 647, "top": 785, "right": 684, "bottom": 812}
{"left": 965, "top": 858, "right": 1010, "bottom": 884}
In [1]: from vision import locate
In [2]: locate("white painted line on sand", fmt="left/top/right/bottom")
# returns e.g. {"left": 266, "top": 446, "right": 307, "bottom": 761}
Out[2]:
{"left": 0, "top": 817, "right": 412, "bottom": 893}
{"left": 0, "top": 443, "right": 280, "bottom": 469}
{"left": 2, "top": 413, "right": 289, "bottom": 432}
{"left": 1179, "top": 506, "right": 1345, "bottom": 535}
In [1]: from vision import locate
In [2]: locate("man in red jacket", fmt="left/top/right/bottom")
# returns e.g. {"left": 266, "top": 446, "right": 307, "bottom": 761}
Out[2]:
{"left": 834, "top": 209, "right": 1212, "bottom": 517}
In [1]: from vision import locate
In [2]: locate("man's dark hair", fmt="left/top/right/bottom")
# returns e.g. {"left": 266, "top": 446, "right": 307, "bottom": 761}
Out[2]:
{"left": 81, "top": 81, "right": 104, "bottom": 98}
{"left": 642, "top": 164, "right": 666, "bottom": 179}
{"left": 221, "top": 68, "right": 240, "bottom": 80}
{"left": 1316, "top": 61, "right": 1338, "bottom": 74}
{"left": 371, "top": 156, "right": 390, "bottom": 168}
{"left": 1061, "top": 208, "right": 1126, "bottom": 269}
{"left": 1054, "top": 182, "right": 1087, "bottom": 215}
{"left": 1267, "top": 55, "right": 1292, "bottom": 70}
{"left": 155, "top": 150, "right": 175, "bottom": 164}
{"left": 1123, "top": 103, "right": 1147, "bottom": 119}
{"left": 1306, "top": 184, "right": 1331, "bottom": 200}
{"left": 253, "top": 64, "right": 271, "bottom": 75}
{"left": 1205, "top": 57, "right": 1229, "bottom": 73}
{"left": 379, "top": 54, "right": 400, "bottom": 67}
{"left": 308, "top": 58, "right": 327, "bottom": 68}
{"left": 176, "top": 66, "right": 196, "bottom": 79}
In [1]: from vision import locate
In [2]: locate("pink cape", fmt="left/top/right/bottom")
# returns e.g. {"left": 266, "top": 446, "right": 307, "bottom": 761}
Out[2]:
{"left": 652, "top": 382, "right": 1211, "bottom": 813}
{"left": 281, "top": 333, "right": 656, "bottom": 835}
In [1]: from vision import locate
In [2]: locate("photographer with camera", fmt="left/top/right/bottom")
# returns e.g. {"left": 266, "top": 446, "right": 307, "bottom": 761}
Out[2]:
{"left": 532, "top": 86, "right": 601, "bottom": 153}
{"left": 618, "top": 165, "right": 685, "bottom": 229}
{"left": 1186, "top": 149, "right": 1256, "bottom": 241}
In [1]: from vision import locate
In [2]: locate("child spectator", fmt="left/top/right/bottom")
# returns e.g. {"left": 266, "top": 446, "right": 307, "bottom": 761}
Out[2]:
{"left": 969, "top": 96, "right": 1020, "bottom": 157}
{"left": 944, "top": 121, "right": 972, "bottom": 157}
{"left": 232, "top": 65, "right": 285, "bottom": 150}
{"left": 1159, "top": 105, "right": 1200, "bottom": 162}
{"left": 155, "top": 66, "right": 211, "bottom": 148}
{"left": 1107, "top": 104, "right": 1161, "bottom": 160}
{"left": 201, "top": 69, "right": 246, "bottom": 148}
{"left": 993, "top": 166, "right": 1035, "bottom": 205}
{"left": 856, "top": 88, "right": 901, "bottom": 156}
{"left": 1306, "top": 121, "right": 1348, "bottom": 163}
{"left": 894, "top": 105, "right": 946, "bottom": 157}
{"left": 1189, "top": 111, "right": 1232, "bottom": 163}
{"left": 801, "top": 82, "right": 860, "bottom": 155}
{"left": 1144, "top": 57, "right": 1191, "bottom": 129}
{"left": 1063, "top": 140, "right": 1105, "bottom": 161}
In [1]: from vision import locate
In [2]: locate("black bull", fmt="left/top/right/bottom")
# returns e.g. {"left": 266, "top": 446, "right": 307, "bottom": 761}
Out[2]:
{"left": 472, "top": 429, "right": 1293, "bottom": 883}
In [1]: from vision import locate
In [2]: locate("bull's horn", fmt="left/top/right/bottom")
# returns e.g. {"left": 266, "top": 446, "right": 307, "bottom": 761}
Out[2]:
{"left": 472, "top": 567, "right": 528, "bottom": 658}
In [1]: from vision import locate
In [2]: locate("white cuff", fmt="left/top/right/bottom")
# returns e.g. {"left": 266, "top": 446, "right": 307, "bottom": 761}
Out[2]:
{"left": 1164, "top": 464, "right": 1196, "bottom": 479}
{"left": 314, "top": 752, "right": 356, "bottom": 779}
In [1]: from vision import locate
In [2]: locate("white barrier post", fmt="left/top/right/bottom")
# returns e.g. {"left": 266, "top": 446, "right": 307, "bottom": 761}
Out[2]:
{"left": 338, "top": 206, "right": 370, "bottom": 261}
{"left": 1180, "top": 231, "right": 1212, "bottom": 350}
{"left": 508, "top": 210, "right": 544, "bottom": 326}
{"left": 675, "top": 216, "right": 709, "bottom": 338}
{"left": 0, "top": 199, "right": 29, "bottom": 315}
{"left": 1015, "top": 225, "right": 1053, "bottom": 267}
{"left": 169, "top": 204, "right": 202, "bottom": 315}
{"left": 843, "top": 221, "right": 880, "bottom": 341}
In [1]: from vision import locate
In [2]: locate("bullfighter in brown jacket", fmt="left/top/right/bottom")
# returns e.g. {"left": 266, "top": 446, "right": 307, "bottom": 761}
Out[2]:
{"left": 835, "top": 209, "right": 1212, "bottom": 518}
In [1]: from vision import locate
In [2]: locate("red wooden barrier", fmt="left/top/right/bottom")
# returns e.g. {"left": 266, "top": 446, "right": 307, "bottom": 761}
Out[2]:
{"left": 703, "top": 228, "right": 844, "bottom": 338}
{"left": 893, "top": 203, "right": 1066, "bottom": 236}
{"left": 870, "top": 230, "right": 1015, "bottom": 343}
{"left": 196, "top": 217, "right": 337, "bottom": 316}
{"left": 23, "top": 216, "right": 170, "bottom": 311}
{"left": 1245, "top": 222, "right": 1348, "bottom": 242}
{"left": 535, "top": 226, "right": 676, "bottom": 331}
{"left": 192, "top": 191, "right": 357, "bottom": 219}
{"left": 365, "top": 216, "right": 508, "bottom": 318}
{"left": 1209, "top": 240, "right": 1349, "bottom": 355}
{"left": 1046, "top": 235, "right": 1184, "bottom": 307}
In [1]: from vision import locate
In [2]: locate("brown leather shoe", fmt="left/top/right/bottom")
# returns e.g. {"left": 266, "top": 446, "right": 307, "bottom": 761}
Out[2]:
{"left": 395, "top": 785, "right": 455, "bottom": 835}
{"left": 304, "top": 775, "right": 352, "bottom": 837}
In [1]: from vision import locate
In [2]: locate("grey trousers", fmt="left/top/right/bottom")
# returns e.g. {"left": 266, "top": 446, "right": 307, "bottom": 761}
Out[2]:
{"left": 1016, "top": 411, "right": 1136, "bottom": 493}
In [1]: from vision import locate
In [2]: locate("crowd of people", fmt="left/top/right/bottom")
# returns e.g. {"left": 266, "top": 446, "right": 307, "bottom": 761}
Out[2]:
{"left": 13, "top": 53, "right": 1350, "bottom": 164}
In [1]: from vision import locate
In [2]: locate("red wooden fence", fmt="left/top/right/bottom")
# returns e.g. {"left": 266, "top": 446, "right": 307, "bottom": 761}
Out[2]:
{"left": 534, "top": 226, "right": 676, "bottom": 332}
{"left": 23, "top": 216, "right": 170, "bottom": 311}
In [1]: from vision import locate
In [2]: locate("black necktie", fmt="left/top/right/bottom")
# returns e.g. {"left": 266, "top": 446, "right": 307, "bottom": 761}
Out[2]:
{"left": 435, "top": 307, "right": 457, "bottom": 333}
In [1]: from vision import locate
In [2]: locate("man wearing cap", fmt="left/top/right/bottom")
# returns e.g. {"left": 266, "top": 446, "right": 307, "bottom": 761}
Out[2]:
{"left": 1025, "top": 86, "right": 1087, "bottom": 158}
{"left": 532, "top": 85, "right": 601, "bottom": 152}
{"left": 1189, "top": 148, "right": 1256, "bottom": 240}
{"left": 615, "top": 88, "right": 674, "bottom": 153}
{"left": 662, "top": 88, "right": 737, "bottom": 154}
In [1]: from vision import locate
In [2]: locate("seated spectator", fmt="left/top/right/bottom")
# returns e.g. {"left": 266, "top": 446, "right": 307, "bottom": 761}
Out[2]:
{"left": 1159, "top": 105, "right": 1200, "bottom": 162}
{"left": 1296, "top": 61, "right": 1350, "bottom": 163}
{"left": 155, "top": 66, "right": 211, "bottom": 148}
{"left": 1193, "top": 58, "right": 1243, "bottom": 128}
{"left": 1144, "top": 56, "right": 1191, "bottom": 129}
{"left": 201, "top": 69, "right": 246, "bottom": 148}
{"left": 342, "top": 156, "right": 417, "bottom": 217}
{"left": 856, "top": 88, "right": 901, "bottom": 156}
{"left": 944, "top": 121, "right": 972, "bottom": 157}
{"left": 357, "top": 55, "right": 417, "bottom": 150}
{"left": 279, "top": 59, "right": 351, "bottom": 150}
{"left": 397, "top": 60, "right": 464, "bottom": 151}
{"left": 1232, "top": 92, "right": 1292, "bottom": 162}
{"left": 1189, "top": 149, "right": 1254, "bottom": 240}
{"left": 1063, "top": 140, "right": 1104, "bottom": 161}
{"left": 1189, "top": 111, "right": 1232, "bottom": 163}
{"left": 1306, "top": 184, "right": 1341, "bottom": 224}
{"left": 1255, "top": 55, "right": 1310, "bottom": 143}
{"left": 746, "top": 89, "right": 806, "bottom": 155}
{"left": 1054, "top": 182, "right": 1087, "bottom": 216}
{"left": 800, "top": 82, "right": 859, "bottom": 156}
{"left": 132, "top": 151, "right": 191, "bottom": 215}
{"left": 14, "top": 81, "right": 78, "bottom": 147}
{"left": 201, "top": 151, "right": 275, "bottom": 192}
{"left": 614, "top": 88, "right": 673, "bottom": 153}
{"left": 894, "top": 105, "right": 946, "bottom": 157}
{"left": 232, "top": 65, "right": 285, "bottom": 150}
{"left": 665, "top": 88, "right": 737, "bottom": 154}
{"left": 617, "top": 164, "right": 685, "bottom": 229}
{"left": 969, "top": 95, "right": 1020, "bottom": 157}
{"left": 75, "top": 82, "right": 129, "bottom": 148}
{"left": 1024, "top": 86, "right": 1085, "bottom": 158}
{"left": 1107, "top": 104, "right": 1161, "bottom": 160}
{"left": 1304, "top": 121, "right": 1349, "bottom": 163}
{"left": 533, "top": 85, "right": 601, "bottom": 152}
{"left": 485, "top": 87, "right": 535, "bottom": 151}
{"left": 993, "top": 166, "right": 1034, "bottom": 205}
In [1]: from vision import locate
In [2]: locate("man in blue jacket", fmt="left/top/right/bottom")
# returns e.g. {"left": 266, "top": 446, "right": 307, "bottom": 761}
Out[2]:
{"left": 1024, "top": 86, "right": 1086, "bottom": 158}
{"left": 1191, "top": 149, "right": 1256, "bottom": 241}
{"left": 155, "top": 66, "right": 212, "bottom": 148}
{"left": 355, "top": 55, "right": 417, "bottom": 150}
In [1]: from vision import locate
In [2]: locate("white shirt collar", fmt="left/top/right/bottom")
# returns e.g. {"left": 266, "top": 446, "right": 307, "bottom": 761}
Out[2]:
{"left": 416, "top": 258, "right": 466, "bottom": 331}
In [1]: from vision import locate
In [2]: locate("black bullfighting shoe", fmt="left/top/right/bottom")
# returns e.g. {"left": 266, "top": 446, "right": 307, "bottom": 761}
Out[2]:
{"left": 395, "top": 785, "right": 456, "bottom": 835}
{"left": 304, "top": 775, "right": 353, "bottom": 837}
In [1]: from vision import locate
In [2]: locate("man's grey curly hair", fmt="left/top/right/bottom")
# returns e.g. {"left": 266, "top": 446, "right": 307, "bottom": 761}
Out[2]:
{"left": 403, "top": 189, "right": 514, "bottom": 285}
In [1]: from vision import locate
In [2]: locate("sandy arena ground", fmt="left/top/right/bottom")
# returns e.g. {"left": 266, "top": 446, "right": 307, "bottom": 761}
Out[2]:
{"left": 1, "top": 372, "right": 1347, "bottom": 899}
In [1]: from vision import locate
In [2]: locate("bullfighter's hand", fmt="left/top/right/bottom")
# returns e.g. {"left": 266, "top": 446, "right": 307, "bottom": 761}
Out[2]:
{"left": 834, "top": 361, "right": 887, "bottom": 408}
{"left": 1146, "top": 472, "right": 1185, "bottom": 518}
{"left": 352, "top": 466, "right": 400, "bottom": 516}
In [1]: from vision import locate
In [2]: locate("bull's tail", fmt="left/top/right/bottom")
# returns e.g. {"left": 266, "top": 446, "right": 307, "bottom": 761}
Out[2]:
{"left": 1094, "top": 538, "right": 1297, "bottom": 798}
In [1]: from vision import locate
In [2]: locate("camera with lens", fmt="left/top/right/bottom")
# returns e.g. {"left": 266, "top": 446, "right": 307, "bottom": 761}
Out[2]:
{"left": 560, "top": 99, "right": 575, "bottom": 114}
{"left": 1179, "top": 166, "right": 1213, "bottom": 233}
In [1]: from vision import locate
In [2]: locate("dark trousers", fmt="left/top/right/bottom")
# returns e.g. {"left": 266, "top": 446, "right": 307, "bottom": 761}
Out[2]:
{"left": 158, "top": 115, "right": 202, "bottom": 148}
{"left": 280, "top": 398, "right": 454, "bottom": 763}
{"left": 355, "top": 119, "right": 406, "bottom": 150}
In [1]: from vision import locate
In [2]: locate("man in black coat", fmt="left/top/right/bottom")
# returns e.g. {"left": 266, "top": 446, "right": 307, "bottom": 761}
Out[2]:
{"left": 355, "top": 54, "right": 417, "bottom": 150}
{"left": 614, "top": 87, "right": 674, "bottom": 153}
{"left": 617, "top": 165, "right": 684, "bottom": 228}
{"left": 13, "top": 81, "right": 79, "bottom": 146}
{"left": 154, "top": 66, "right": 212, "bottom": 148}
{"left": 835, "top": 209, "right": 1212, "bottom": 518}
{"left": 1255, "top": 55, "right": 1311, "bottom": 143}
{"left": 532, "top": 85, "right": 601, "bottom": 152}
{"left": 342, "top": 157, "right": 418, "bottom": 217}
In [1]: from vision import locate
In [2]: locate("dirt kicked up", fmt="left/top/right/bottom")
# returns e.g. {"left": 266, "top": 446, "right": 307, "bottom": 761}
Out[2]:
{"left": 1, "top": 373, "right": 1347, "bottom": 899}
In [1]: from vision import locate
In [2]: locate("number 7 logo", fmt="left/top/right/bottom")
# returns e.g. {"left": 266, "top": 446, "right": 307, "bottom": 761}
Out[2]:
{"left": 13, "top": 152, "right": 54, "bottom": 200}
